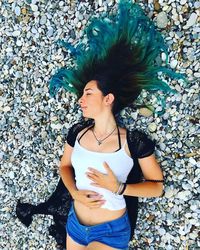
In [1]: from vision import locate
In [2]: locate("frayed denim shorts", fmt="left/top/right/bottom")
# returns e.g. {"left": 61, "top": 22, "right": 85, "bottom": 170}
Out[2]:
{"left": 66, "top": 202, "right": 130, "bottom": 250}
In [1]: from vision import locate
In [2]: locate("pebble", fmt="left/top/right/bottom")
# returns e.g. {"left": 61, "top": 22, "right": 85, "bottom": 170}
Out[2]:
{"left": 0, "top": 1, "right": 199, "bottom": 249}
{"left": 139, "top": 107, "right": 153, "bottom": 117}
{"left": 180, "top": 0, "right": 187, "bottom": 5}
{"left": 15, "top": 6, "right": 21, "bottom": 16}
{"left": 184, "top": 13, "right": 198, "bottom": 29}
{"left": 170, "top": 59, "right": 178, "bottom": 69}
{"left": 40, "top": 15, "right": 47, "bottom": 25}
{"left": 148, "top": 123, "right": 157, "bottom": 132}
{"left": 30, "top": 4, "right": 38, "bottom": 12}
{"left": 12, "top": 30, "right": 21, "bottom": 37}
{"left": 156, "top": 12, "right": 169, "bottom": 28}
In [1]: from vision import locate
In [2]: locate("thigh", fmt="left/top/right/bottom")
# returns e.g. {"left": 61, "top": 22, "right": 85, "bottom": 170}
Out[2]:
{"left": 87, "top": 241, "right": 121, "bottom": 250}
{"left": 67, "top": 234, "right": 87, "bottom": 250}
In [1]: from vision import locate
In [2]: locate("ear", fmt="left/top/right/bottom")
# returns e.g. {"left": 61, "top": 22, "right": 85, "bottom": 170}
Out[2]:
{"left": 104, "top": 93, "right": 115, "bottom": 105}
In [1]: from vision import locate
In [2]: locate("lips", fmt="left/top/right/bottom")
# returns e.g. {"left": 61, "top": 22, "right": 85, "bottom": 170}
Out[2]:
{"left": 81, "top": 106, "right": 87, "bottom": 110}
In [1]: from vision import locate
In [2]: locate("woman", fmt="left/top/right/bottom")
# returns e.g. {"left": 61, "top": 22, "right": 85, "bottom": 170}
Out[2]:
{"left": 61, "top": 79, "right": 164, "bottom": 250}
{"left": 16, "top": 1, "right": 186, "bottom": 249}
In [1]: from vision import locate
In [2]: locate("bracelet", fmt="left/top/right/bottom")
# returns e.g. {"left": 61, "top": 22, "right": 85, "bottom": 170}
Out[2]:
{"left": 113, "top": 182, "right": 123, "bottom": 195}
{"left": 113, "top": 182, "right": 127, "bottom": 195}
{"left": 144, "top": 179, "right": 164, "bottom": 183}
{"left": 119, "top": 183, "right": 127, "bottom": 195}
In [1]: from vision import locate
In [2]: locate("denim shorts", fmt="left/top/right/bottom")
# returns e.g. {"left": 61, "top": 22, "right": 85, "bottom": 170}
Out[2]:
{"left": 66, "top": 203, "right": 130, "bottom": 249}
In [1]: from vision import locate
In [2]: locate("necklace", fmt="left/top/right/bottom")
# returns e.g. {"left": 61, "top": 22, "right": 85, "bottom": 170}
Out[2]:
{"left": 92, "top": 126, "right": 117, "bottom": 146}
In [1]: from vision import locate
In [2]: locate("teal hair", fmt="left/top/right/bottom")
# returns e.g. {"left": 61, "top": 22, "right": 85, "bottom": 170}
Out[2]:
{"left": 49, "top": 0, "right": 187, "bottom": 115}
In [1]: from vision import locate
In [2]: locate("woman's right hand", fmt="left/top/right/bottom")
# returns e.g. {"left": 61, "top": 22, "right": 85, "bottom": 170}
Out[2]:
{"left": 71, "top": 190, "right": 105, "bottom": 208}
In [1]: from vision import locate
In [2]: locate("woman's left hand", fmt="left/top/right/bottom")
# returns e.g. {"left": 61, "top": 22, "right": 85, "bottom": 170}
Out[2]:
{"left": 86, "top": 162, "right": 119, "bottom": 193}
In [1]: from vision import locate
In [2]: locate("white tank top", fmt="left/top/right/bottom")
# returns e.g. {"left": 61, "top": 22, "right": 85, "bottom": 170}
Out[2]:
{"left": 71, "top": 138, "right": 133, "bottom": 210}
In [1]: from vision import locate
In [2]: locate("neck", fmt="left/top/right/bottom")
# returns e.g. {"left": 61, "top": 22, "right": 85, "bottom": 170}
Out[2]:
{"left": 93, "top": 114, "right": 117, "bottom": 137}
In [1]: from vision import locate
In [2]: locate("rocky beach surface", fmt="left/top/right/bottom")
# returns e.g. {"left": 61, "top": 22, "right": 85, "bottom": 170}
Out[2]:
{"left": 0, "top": 0, "right": 199, "bottom": 249}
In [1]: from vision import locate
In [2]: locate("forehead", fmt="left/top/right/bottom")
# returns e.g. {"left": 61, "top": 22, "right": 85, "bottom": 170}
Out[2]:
{"left": 84, "top": 80, "right": 98, "bottom": 90}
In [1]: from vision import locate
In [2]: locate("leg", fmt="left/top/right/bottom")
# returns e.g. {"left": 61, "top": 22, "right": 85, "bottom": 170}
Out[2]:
{"left": 87, "top": 241, "right": 121, "bottom": 250}
{"left": 67, "top": 234, "right": 87, "bottom": 250}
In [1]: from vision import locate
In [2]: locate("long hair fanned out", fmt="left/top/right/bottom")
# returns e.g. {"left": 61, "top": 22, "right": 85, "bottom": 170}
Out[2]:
{"left": 49, "top": 0, "right": 187, "bottom": 114}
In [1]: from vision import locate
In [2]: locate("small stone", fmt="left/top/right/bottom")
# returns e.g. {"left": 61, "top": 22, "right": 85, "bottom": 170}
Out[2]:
{"left": 170, "top": 59, "right": 178, "bottom": 69}
{"left": 16, "top": 40, "right": 22, "bottom": 46}
{"left": 194, "top": 72, "right": 200, "bottom": 78}
{"left": 47, "top": 27, "right": 54, "bottom": 37}
{"left": 15, "top": 6, "right": 21, "bottom": 16}
{"left": 12, "top": 30, "right": 21, "bottom": 37}
{"left": 166, "top": 133, "right": 172, "bottom": 140}
{"left": 177, "top": 191, "right": 191, "bottom": 201}
{"left": 158, "top": 228, "right": 166, "bottom": 235}
{"left": 8, "top": 171, "right": 15, "bottom": 179}
{"left": 184, "top": 13, "right": 198, "bottom": 28}
{"left": 194, "top": 2, "right": 200, "bottom": 8}
{"left": 180, "top": 0, "right": 187, "bottom": 4}
{"left": 139, "top": 107, "right": 153, "bottom": 117}
{"left": 148, "top": 123, "right": 157, "bottom": 132}
{"left": 3, "top": 106, "right": 11, "bottom": 112}
{"left": 40, "top": 15, "right": 47, "bottom": 25}
{"left": 21, "top": 8, "right": 27, "bottom": 15}
{"left": 189, "top": 158, "right": 197, "bottom": 165}
{"left": 161, "top": 52, "right": 167, "bottom": 62}
{"left": 154, "top": 1, "right": 161, "bottom": 11}
{"left": 156, "top": 12, "right": 168, "bottom": 29}
{"left": 30, "top": 4, "right": 38, "bottom": 12}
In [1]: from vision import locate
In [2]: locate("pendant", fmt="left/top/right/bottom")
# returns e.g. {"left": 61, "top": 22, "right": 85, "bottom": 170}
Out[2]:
{"left": 97, "top": 140, "right": 102, "bottom": 145}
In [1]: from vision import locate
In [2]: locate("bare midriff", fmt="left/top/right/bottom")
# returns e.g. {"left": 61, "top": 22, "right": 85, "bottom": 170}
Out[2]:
{"left": 74, "top": 200, "right": 126, "bottom": 226}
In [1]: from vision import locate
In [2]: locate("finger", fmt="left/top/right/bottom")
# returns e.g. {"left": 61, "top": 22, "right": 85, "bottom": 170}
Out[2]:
{"left": 88, "top": 168, "right": 102, "bottom": 176}
{"left": 103, "top": 162, "right": 113, "bottom": 174}
{"left": 86, "top": 172, "right": 99, "bottom": 179}
{"left": 90, "top": 183, "right": 101, "bottom": 187}
{"left": 87, "top": 194, "right": 103, "bottom": 199}
{"left": 85, "top": 190, "right": 100, "bottom": 196}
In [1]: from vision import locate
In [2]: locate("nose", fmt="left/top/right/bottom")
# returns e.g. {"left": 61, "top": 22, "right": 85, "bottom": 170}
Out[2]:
{"left": 78, "top": 95, "right": 84, "bottom": 105}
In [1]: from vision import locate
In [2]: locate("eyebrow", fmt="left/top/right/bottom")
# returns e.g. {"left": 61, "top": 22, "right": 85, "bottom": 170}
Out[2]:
{"left": 84, "top": 88, "right": 93, "bottom": 91}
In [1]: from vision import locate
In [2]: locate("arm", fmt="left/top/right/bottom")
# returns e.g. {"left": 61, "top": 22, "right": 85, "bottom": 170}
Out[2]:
{"left": 59, "top": 143, "right": 78, "bottom": 197}
{"left": 60, "top": 142, "right": 105, "bottom": 208}
{"left": 87, "top": 154, "right": 164, "bottom": 198}
{"left": 123, "top": 154, "right": 164, "bottom": 197}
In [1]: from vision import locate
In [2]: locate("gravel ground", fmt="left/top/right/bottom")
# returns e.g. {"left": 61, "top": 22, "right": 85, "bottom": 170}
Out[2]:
{"left": 0, "top": 0, "right": 199, "bottom": 249}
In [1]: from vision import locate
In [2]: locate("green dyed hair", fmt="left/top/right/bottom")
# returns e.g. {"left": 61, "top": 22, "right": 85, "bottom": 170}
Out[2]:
{"left": 49, "top": 0, "right": 187, "bottom": 115}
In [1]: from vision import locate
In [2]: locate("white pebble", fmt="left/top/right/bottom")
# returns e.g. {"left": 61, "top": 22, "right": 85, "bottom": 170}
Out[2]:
{"left": 177, "top": 191, "right": 191, "bottom": 201}
{"left": 170, "top": 59, "right": 178, "bottom": 69}
{"left": 16, "top": 40, "right": 22, "bottom": 46}
{"left": 194, "top": 1, "right": 200, "bottom": 8}
{"left": 8, "top": 171, "right": 15, "bottom": 179}
{"left": 40, "top": 15, "right": 47, "bottom": 25}
{"left": 180, "top": 0, "right": 187, "bottom": 4}
{"left": 161, "top": 52, "right": 167, "bottom": 62}
{"left": 158, "top": 228, "right": 166, "bottom": 235}
{"left": 189, "top": 158, "right": 197, "bottom": 166}
{"left": 148, "top": 123, "right": 157, "bottom": 132}
{"left": 166, "top": 133, "right": 173, "bottom": 140}
{"left": 3, "top": 106, "right": 11, "bottom": 112}
{"left": 12, "top": 30, "right": 21, "bottom": 37}
{"left": 30, "top": 4, "right": 38, "bottom": 12}
{"left": 47, "top": 27, "right": 54, "bottom": 37}
{"left": 194, "top": 72, "right": 200, "bottom": 78}
{"left": 185, "top": 13, "right": 198, "bottom": 28}
{"left": 156, "top": 12, "right": 168, "bottom": 28}
{"left": 15, "top": 6, "right": 21, "bottom": 16}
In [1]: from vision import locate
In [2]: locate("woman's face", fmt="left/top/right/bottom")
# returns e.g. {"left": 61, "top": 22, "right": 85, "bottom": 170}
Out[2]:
{"left": 78, "top": 80, "right": 108, "bottom": 118}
